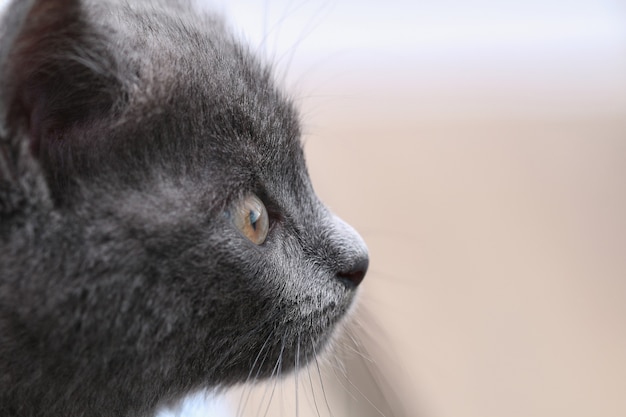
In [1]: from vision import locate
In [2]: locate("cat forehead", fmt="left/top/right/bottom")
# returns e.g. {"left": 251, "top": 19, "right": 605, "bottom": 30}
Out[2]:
{"left": 97, "top": 2, "right": 250, "bottom": 97}
{"left": 97, "top": 1, "right": 305, "bottom": 180}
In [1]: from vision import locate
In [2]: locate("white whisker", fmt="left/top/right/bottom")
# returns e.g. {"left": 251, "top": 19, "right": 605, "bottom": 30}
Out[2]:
{"left": 237, "top": 331, "right": 273, "bottom": 417}
{"left": 310, "top": 335, "right": 334, "bottom": 417}
{"left": 306, "top": 358, "right": 321, "bottom": 417}
{"left": 295, "top": 333, "right": 301, "bottom": 417}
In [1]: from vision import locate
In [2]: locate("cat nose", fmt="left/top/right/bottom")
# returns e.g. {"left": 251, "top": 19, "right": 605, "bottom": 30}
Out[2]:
{"left": 327, "top": 213, "right": 369, "bottom": 288}
{"left": 337, "top": 255, "right": 369, "bottom": 288}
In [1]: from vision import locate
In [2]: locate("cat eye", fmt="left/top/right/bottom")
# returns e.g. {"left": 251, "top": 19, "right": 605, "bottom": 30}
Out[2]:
{"left": 232, "top": 194, "right": 269, "bottom": 245}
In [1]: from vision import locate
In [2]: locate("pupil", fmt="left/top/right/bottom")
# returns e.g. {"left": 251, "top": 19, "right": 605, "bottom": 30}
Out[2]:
{"left": 249, "top": 209, "right": 259, "bottom": 230}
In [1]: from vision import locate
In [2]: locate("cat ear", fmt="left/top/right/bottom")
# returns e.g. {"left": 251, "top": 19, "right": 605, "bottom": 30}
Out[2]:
{"left": 0, "top": 0, "right": 119, "bottom": 213}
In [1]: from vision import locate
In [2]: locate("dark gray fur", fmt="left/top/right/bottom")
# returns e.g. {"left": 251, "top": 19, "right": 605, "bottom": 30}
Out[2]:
{"left": 0, "top": 0, "right": 368, "bottom": 416}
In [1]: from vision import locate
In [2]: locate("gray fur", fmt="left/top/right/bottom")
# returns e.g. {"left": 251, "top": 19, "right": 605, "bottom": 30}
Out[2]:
{"left": 0, "top": 0, "right": 368, "bottom": 416}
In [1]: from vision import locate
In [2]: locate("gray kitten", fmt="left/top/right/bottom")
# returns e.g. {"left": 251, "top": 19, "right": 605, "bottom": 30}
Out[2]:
{"left": 0, "top": 0, "right": 368, "bottom": 416}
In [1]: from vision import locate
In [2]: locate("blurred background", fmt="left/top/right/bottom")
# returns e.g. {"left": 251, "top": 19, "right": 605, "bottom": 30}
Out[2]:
{"left": 4, "top": 0, "right": 625, "bottom": 416}
{"left": 208, "top": 1, "right": 626, "bottom": 417}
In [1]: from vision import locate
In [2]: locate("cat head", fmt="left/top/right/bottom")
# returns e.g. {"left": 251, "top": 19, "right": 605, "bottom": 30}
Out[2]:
{"left": 0, "top": 0, "right": 368, "bottom": 414}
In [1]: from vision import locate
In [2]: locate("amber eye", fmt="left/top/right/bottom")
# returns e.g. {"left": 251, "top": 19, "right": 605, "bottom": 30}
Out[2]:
{"left": 232, "top": 194, "right": 269, "bottom": 245}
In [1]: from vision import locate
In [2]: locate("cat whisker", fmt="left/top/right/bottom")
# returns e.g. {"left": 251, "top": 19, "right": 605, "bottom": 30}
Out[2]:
{"left": 258, "top": 335, "right": 285, "bottom": 417}
{"left": 338, "top": 363, "right": 390, "bottom": 417}
{"left": 213, "top": 308, "right": 284, "bottom": 375}
{"left": 261, "top": 374, "right": 280, "bottom": 417}
{"left": 256, "top": 0, "right": 305, "bottom": 59}
{"left": 237, "top": 330, "right": 274, "bottom": 417}
{"left": 275, "top": 1, "right": 334, "bottom": 86}
{"left": 340, "top": 313, "right": 410, "bottom": 417}
{"left": 263, "top": 338, "right": 285, "bottom": 417}
{"left": 327, "top": 354, "right": 359, "bottom": 404}
{"left": 295, "top": 332, "right": 301, "bottom": 417}
{"left": 334, "top": 329, "right": 375, "bottom": 365}
{"left": 306, "top": 356, "right": 322, "bottom": 417}
{"left": 310, "top": 335, "right": 334, "bottom": 417}
{"left": 277, "top": 336, "right": 289, "bottom": 415}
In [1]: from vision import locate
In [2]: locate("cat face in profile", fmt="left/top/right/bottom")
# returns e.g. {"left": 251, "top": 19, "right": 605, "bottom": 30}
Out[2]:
{"left": 0, "top": 0, "right": 368, "bottom": 416}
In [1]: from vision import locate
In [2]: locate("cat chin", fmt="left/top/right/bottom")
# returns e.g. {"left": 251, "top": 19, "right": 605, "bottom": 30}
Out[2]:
{"left": 269, "top": 289, "right": 360, "bottom": 376}
{"left": 211, "top": 290, "right": 359, "bottom": 384}
{"left": 262, "top": 306, "right": 357, "bottom": 382}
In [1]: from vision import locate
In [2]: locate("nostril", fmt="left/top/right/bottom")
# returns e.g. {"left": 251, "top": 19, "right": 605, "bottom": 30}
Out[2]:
{"left": 336, "top": 257, "right": 369, "bottom": 288}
